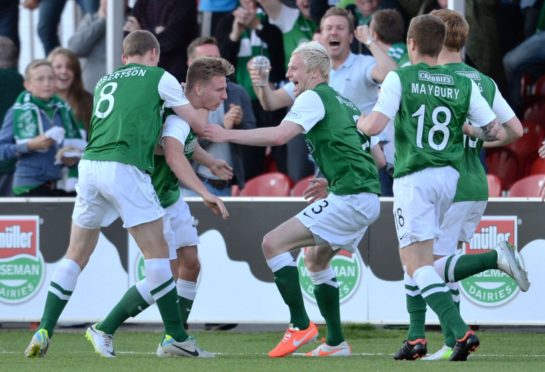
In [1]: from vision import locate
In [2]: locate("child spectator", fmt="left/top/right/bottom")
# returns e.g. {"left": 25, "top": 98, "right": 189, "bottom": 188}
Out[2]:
{"left": 0, "top": 60, "right": 85, "bottom": 197}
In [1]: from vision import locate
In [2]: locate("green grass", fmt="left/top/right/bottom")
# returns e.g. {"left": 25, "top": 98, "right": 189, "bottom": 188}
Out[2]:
{"left": 2, "top": 324, "right": 545, "bottom": 371}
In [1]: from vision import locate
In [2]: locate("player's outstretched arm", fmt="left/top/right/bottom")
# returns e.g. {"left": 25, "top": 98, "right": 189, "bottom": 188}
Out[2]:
{"left": 203, "top": 120, "right": 302, "bottom": 147}
{"left": 163, "top": 137, "right": 229, "bottom": 219}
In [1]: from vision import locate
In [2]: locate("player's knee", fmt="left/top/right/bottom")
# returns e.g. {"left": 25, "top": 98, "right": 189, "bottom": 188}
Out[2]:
{"left": 303, "top": 253, "right": 323, "bottom": 272}
{"left": 261, "top": 232, "right": 278, "bottom": 258}
{"left": 65, "top": 245, "right": 92, "bottom": 269}
{"left": 181, "top": 257, "right": 201, "bottom": 274}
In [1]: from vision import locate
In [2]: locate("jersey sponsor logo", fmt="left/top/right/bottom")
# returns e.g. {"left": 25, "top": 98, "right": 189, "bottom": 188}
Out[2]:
{"left": 297, "top": 248, "right": 361, "bottom": 304}
{"left": 460, "top": 216, "right": 522, "bottom": 307}
{"left": 418, "top": 71, "right": 454, "bottom": 85}
{"left": 0, "top": 216, "right": 44, "bottom": 303}
{"left": 455, "top": 70, "right": 481, "bottom": 81}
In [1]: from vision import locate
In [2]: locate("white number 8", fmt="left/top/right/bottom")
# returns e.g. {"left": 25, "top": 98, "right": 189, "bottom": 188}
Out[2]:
{"left": 94, "top": 82, "right": 118, "bottom": 119}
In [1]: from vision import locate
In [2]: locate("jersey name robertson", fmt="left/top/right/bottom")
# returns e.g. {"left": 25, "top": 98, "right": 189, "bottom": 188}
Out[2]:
{"left": 84, "top": 63, "right": 167, "bottom": 174}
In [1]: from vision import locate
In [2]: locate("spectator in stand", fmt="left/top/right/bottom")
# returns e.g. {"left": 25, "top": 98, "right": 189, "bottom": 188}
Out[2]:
{"left": 182, "top": 37, "right": 256, "bottom": 197}
{"left": 259, "top": 0, "right": 318, "bottom": 69}
{"left": 0, "top": 36, "right": 24, "bottom": 196}
{"left": 370, "top": 9, "right": 408, "bottom": 66}
{"left": 347, "top": 0, "right": 381, "bottom": 26}
{"left": 22, "top": 0, "right": 99, "bottom": 56}
{"left": 48, "top": 48, "right": 93, "bottom": 135}
{"left": 67, "top": 0, "right": 109, "bottom": 93}
{"left": 503, "top": 1, "right": 545, "bottom": 116}
{"left": 368, "top": 8, "right": 408, "bottom": 195}
{"left": 47, "top": 48, "right": 92, "bottom": 194}
{"left": 0, "top": 60, "right": 85, "bottom": 197}
{"left": 0, "top": 0, "right": 20, "bottom": 48}
{"left": 124, "top": 0, "right": 199, "bottom": 82}
{"left": 253, "top": 0, "right": 319, "bottom": 182}
{"left": 215, "top": 0, "right": 288, "bottom": 180}
{"left": 199, "top": 0, "right": 239, "bottom": 37}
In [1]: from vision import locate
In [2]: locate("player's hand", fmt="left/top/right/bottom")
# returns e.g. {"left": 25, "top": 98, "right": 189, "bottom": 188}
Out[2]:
{"left": 27, "top": 135, "right": 55, "bottom": 151}
{"left": 210, "top": 159, "right": 234, "bottom": 180}
{"left": 224, "top": 104, "right": 243, "bottom": 129}
{"left": 303, "top": 178, "right": 329, "bottom": 203}
{"left": 355, "top": 25, "right": 372, "bottom": 45}
{"left": 202, "top": 194, "right": 230, "bottom": 219}
{"left": 202, "top": 124, "right": 229, "bottom": 143}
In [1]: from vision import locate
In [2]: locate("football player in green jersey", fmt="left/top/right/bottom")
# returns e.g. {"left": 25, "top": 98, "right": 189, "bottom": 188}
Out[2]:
{"left": 85, "top": 57, "right": 234, "bottom": 358}
{"left": 414, "top": 9, "right": 527, "bottom": 361}
{"left": 25, "top": 30, "right": 210, "bottom": 359}
{"left": 358, "top": 15, "right": 506, "bottom": 361}
{"left": 203, "top": 41, "right": 381, "bottom": 358}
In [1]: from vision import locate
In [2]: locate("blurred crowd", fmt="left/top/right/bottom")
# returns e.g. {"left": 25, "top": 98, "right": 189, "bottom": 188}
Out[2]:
{"left": 0, "top": 0, "right": 544, "bottom": 197}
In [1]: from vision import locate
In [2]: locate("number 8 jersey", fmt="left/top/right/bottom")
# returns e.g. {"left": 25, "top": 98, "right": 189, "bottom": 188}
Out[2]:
{"left": 374, "top": 63, "right": 495, "bottom": 178}
{"left": 83, "top": 63, "right": 189, "bottom": 174}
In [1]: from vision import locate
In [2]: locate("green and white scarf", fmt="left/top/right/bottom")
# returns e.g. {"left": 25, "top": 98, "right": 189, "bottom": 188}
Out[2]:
{"left": 12, "top": 91, "right": 82, "bottom": 143}
{"left": 12, "top": 91, "right": 86, "bottom": 192}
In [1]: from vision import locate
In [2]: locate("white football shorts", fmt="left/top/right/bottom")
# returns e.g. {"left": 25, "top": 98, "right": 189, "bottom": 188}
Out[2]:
{"left": 72, "top": 160, "right": 164, "bottom": 229}
{"left": 296, "top": 192, "right": 380, "bottom": 252}
{"left": 163, "top": 196, "right": 200, "bottom": 260}
{"left": 393, "top": 166, "right": 459, "bottom": 249}
{"left": 434, "top": 200, "right": 487, "bottom": 256}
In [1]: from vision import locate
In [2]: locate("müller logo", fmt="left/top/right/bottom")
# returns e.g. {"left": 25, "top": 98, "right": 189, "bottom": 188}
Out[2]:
{"left": 0, "top": 216, "right": 45, "bottom": 304}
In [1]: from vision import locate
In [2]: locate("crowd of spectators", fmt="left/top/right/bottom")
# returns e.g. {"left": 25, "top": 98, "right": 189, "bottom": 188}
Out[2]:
{"left": 0, "top": 0, "right": 544, "bottom": 197}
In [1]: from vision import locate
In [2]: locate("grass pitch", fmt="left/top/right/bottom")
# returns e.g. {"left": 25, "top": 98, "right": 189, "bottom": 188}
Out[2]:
{"left": 2, "top": 324, "right": 544, "bottom": 371}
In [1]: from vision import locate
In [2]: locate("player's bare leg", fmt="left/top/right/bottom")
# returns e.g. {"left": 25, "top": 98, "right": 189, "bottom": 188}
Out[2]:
{"left": 262, "top": 217, "right": 318, "bottom": 357}
{"left": 26, "top": 224, "right": 100, "bottom": 358}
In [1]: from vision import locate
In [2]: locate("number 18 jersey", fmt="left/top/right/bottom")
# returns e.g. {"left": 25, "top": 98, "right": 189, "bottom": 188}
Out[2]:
{"left": 391, "top": 64, "right": 473, "bottom": 178}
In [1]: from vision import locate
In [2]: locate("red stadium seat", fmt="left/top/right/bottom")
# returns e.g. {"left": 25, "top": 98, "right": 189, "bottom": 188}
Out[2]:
{"left": 486, "top": 148, "right": 520, "bottom": 190}
{"left": 239, "top": 172, "right": 293, "bottom": 196}
{"left": 523, "top": 102, "right": 545, "bottom": 126}
{"left": 506, "top": 120, "right": 544, "bottom": 175}
{"left": 530, "top": 157, "right": 545, "bottom": 176}
{"left": 290, "top": 176, "right": 314, "bottom": 196}
{"left": 487, "top": 174, "right": 502, "bottom": 197}
{"left": 508, "top": 174, "right": 545, "bottom": 197}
